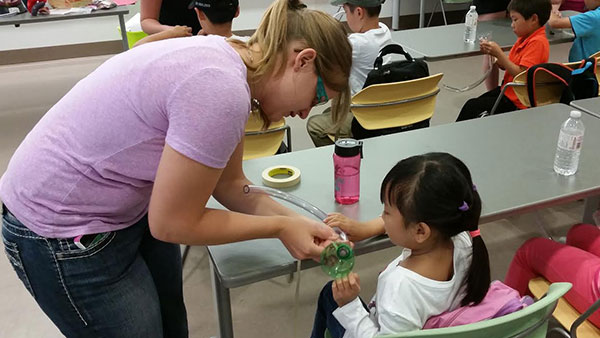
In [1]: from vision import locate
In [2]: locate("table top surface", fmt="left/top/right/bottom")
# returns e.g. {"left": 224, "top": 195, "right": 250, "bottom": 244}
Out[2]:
{"left": 208, "top": 103, "right": 600, "bottom": 288}
{"left": 0, "top": 6, "right": 129, "bottom": 25}
{"left": 391, "top": 12, "right": 577, "bottom": 61}
{"left": 571, "top": 97, "right": 600, "bottom": 119}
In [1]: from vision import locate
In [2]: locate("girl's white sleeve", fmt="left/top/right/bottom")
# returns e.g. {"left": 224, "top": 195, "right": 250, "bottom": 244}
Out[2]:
{"left": 333, "top": 298, "right": 379, "bottom": 337}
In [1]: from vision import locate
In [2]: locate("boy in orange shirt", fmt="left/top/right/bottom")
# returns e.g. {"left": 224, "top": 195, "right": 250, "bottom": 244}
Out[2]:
{"left": 456, "top": 0, "right": 551, "bottom": 121}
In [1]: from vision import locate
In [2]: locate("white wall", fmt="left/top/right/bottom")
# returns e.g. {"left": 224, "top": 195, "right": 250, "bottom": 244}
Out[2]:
{"left": 0, "top": 0, "right": 444, "bottom": 51}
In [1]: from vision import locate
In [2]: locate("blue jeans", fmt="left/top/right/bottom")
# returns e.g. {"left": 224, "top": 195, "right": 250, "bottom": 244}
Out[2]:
{"left": 311, "top": 281, "right": 368, "bottom": 338}
{"left": 1, "top": 205, "right": 188, "bottom": 337}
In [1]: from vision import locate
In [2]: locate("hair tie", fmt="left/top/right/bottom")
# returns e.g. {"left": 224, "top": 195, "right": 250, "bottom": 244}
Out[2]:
{"left": 472, "top": 184, "right": 477, "bottom": 192}
{"left": 458, "top": 201, "right": 469, "bottom": 212}
{"left": 469, "top": 229, "right": 481, "bottom": 238}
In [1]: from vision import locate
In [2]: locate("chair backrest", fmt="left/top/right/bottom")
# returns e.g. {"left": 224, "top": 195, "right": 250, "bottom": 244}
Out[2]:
{"left": 512, "top": 69, "right": 572, "bottom": 108}
{"left": 350, "top": 73, "right": 443, "bottom": 131}
{"left": 377, "top": 282, "right": 572, "bottom": 338}
{"left": 243, "top": 111, "right": 290, "bottom": 161}
{"left": 513, "top": 54, "right": 600, "bottom": 107}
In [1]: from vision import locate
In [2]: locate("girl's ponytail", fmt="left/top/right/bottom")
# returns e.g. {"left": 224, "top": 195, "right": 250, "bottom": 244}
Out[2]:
{"left": 460, "top": 189, "right": 491, "bottom": 306}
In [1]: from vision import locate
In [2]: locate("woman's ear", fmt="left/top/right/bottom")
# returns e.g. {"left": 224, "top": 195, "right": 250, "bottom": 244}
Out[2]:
{"left": 292, "top": 48, "right": 317, "bottom": 72}
{"left": 413, "top": 222, "right": 432, "bottom": 244}
{"left": 234, "top": 6, "right": 240, "bottom": 18}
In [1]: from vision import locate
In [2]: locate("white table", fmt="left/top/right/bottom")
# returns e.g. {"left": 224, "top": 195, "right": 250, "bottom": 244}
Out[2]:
{"left": 0, "top": 6, "right": 130, "bottom": 51}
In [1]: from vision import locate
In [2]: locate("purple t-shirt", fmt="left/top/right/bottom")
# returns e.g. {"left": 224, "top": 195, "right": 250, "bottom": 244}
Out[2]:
{"left": 0, "top": 35, "right": 250, "bottom": 238}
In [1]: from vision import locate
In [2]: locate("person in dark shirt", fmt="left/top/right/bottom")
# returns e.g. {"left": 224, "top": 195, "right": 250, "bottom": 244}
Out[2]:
{"left": 141, "top": 0, "right": 202, "bottom": 35}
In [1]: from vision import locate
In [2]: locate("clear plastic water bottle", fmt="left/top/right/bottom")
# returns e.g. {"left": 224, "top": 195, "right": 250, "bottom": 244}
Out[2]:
{"left": 464, "top": 6, "right": 478, "bottom": 43}
{"left": 554, "top": 110, "right": 585, "bottom": 176}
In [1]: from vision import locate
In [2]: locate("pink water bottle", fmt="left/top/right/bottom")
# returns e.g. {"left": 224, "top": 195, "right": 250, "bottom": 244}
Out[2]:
{"left": 333, "top": 138, "right": 363, "bottom": 205}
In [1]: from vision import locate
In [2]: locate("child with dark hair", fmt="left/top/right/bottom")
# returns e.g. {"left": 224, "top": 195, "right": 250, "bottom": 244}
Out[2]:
{"left": 307, "top": 0, "right": 392, "bottom": 147}
{"left": 456, "top": 0, "right": 552, "bottom": 122}
{"left": 311, "top": 152, "right": 491, "bottom": 338}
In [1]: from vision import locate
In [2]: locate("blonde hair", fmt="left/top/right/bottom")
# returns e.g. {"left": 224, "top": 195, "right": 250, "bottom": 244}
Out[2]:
{"left": 233, "top": 0, "right": 352, "bottom": 130}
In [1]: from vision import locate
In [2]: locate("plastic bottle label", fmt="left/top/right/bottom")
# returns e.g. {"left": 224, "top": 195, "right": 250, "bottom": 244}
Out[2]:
{"left": 466, "top": 15, "right": 477, "bottom": 27}
{"left": 557, "top": 131, "right": 583, "bottom": 150}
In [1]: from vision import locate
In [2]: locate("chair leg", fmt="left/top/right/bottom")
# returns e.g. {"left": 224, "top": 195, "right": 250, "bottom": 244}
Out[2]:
{"left": 285, "top": 125, "right": 292, "bottom": 152}
{"left": 182, "top": 245, "right": 191, "bottom": 267}
{"left": 440, "top": 0, "right": 448, "bottom": 25}
{"left": 548, "top": 327, "right": 571, "bottom": 338}
{"left": 427, "top": 0, "right": 440, "bottom": 27}
{"left": 487, "top": 84, "right": 512, "bottom": 117}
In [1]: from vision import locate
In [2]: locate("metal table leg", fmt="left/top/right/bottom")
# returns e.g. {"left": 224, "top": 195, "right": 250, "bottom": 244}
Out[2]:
{"left": 392, "top": 0, "right": 400, "bottom": 30}
{"left": 419, "top": 0, "right": 425, "bottom": 28}
{"left": 210, "top": 260, "right": 234, "bottom": 338}
{"left": 118, "top": 14, "right": 129, "bottom": 51}
{"left": 583, "top": 195, "right": 600, "bottom": 224}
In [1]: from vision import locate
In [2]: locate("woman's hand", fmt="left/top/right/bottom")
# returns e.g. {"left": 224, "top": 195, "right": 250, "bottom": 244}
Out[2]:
{"left": 479, "top": 40, "right": 502, "bottom": 58}
{"left": 324, "top": 213, "right": 384, "bottom": 242}
{"left": 333, "top": 273, "right": 361, "bottom": 307}
{"left": 167, "top": 25, "right": 193, "bottom": 39}
{"left": 277, "top": 216, "right": 338, "bottom": 261}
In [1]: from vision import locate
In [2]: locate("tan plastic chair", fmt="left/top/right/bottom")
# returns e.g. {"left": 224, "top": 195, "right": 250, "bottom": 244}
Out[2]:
{"left": 490, "top": 53, "right": 600, "bottom": 115}
{"left": 243, "top": 111, "right": 291, "bottom": 161}
{"left": 529, "top": 277, "right": 600, "bottom": 338}
{"left": 350, "top": 73, "right": 444, "bottom": 131}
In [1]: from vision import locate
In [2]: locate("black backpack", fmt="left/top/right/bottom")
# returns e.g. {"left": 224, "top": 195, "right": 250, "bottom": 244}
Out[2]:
{"left": 526, "top": 58, "right": 599, "bottom": 107}
{"left": 351, "top": 44, "right": 430, "bottom": 140}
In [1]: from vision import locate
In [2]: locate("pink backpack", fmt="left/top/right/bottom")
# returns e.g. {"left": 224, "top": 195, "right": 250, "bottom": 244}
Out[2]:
{"left": 423, "top": 281, "right": 534, "bottom": 329}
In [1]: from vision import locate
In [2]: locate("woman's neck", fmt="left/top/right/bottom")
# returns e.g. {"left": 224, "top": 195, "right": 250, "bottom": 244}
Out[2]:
{"left": 228, "top": 41, "right": 263, "bottom": 101}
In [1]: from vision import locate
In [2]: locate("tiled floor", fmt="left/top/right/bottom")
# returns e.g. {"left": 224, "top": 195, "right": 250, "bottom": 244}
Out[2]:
{"left": 0, "top": 41, "right": 587, "bottom": 338}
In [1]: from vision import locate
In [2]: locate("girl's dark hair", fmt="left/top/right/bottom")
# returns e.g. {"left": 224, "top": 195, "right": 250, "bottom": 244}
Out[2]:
{"left": 380, "top": 152, "right": 490, "bottom": 305}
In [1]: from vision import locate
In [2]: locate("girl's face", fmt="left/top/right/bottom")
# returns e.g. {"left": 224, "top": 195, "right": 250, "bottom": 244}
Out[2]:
{"left": 258, "top": 47, "right": 337, "bottom": 121}
{"left": 382, "top": 199, "right": 414, "bottom": 248}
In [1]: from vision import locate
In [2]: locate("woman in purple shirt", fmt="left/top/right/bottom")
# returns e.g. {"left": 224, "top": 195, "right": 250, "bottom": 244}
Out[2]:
{"left": 0, "top": 0, "right": 352, "bottom": 336}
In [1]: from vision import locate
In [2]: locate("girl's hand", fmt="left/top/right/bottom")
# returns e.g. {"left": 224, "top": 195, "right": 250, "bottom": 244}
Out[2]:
{"left": 277, "top": 216, "right": 338, "bottom": 261}
{"left": 332, "top": 273, "right": 361, "bottom": 307}
{"left": 168, "top": 25, "right": 193, "bottom": 39}
{"left": 324, "top": 213, "right": 383, "bottom": 242}
{"left": 480, "top": 40, "right": 502, "bottom": 58}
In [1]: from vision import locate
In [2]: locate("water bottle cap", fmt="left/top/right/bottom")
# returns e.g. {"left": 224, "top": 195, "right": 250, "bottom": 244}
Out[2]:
{"left": 570, "top": 110, "right": 582, "bottom": 119}
{"left": 334, "top": 138, "right": 363, "bottom": 158}
{"left": 470, "top": 5, "right": 476, "bottom": 10}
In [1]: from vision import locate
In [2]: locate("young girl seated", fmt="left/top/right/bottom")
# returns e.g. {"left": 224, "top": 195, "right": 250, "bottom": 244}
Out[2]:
{"left": 311, "top": 152, "right": 492, "bottom": 338}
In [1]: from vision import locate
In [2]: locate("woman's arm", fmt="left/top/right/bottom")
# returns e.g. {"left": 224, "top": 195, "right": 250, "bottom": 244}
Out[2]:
{"left": 133, "top": 26, "right": 192, "bottom": 48}
{"left": 140, "top": 0, "right": 172, "bottom": 34}
{"left": 148, "top": 143, "right": 337, "bottom": 260}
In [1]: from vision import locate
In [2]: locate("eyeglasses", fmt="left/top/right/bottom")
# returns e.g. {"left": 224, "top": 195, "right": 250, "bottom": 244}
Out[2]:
{"left": 313, "top": 75, "right": 329, "bottom": 107}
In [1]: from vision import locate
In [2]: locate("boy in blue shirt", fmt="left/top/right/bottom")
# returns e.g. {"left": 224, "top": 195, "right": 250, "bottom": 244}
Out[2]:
{"left": 548, "top": 0, "right": 600, "bottom": 61}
